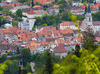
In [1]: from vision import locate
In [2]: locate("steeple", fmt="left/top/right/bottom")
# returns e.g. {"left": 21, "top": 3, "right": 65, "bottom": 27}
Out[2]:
{"left": 87, "top": 4, "right": 91, "bottom": 13}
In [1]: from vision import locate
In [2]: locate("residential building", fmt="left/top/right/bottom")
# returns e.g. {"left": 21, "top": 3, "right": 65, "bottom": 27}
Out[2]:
{"left": 59, "top": 21, "right": 78, "bottom": 30}
{"left": 18, "top": 17, "right": 36, "bottom": 31}
{"left": 47, "top": 5, "right": 59, "bottom": 15}
{"left": 9, "top": 5, "right": 30, "bottom": 14}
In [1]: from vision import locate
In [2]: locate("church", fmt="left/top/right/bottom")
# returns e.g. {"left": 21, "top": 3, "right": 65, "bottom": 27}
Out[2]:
{"left": 80, "top": 4, "right": 100, "bottom": 32}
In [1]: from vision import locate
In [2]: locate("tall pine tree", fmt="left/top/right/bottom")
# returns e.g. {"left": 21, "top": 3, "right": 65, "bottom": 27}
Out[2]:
{"left": 32, "top": 0, "right": 34, "bottom": 7}
{"left": 45, "top": 50, "right": 53, "bottom": 74}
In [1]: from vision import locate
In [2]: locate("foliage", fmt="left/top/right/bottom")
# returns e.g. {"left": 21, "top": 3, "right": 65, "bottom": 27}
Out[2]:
{"left": 34, "top": 50, "right": 61, "bottom": 74}
{"left": 34, "top": 14, "right": 62, "bottom": 27}
{"left": 53, "top": 50, "right": 100, "bottom": 74}
{"left": 76, "top": 15, "right": 85, "bottom": 21}
{"left": 0, "top": 62, "right": 8, "bottom": 74}
{"left": 85, "top": 7, "right": 87, "bottom": 13}
{"left": 32, "top": 0, "right": 34, "bottom": 7}
{"left": 0, "top": 6, "right": 3, "bottom": 11}
{"left": 82, "top": 27, "right": 98, "bottom": 51}
{"left": 4, "top": 59, "right": 18, "bottom": 74}
{"left": 35, "top": 2, "right": 42, "bottom": 6}
{"left": 18, "top": 66, "right": 27, "bottom": 74}
{"left": 21, "top": 48, "right": 32, "bottom": 66}
{"left": 12, "top": 21, "right": 18, "bottom": 27}
{"left": 74, "top": 44, "right": 81, "bottom": 57}
{"left": 32, "top": 27, "right": 36, "bottom": 31}
{"left": 44, "top": 50, "right": 53, "bottom": 74}
{"left": 1, "top": 8, "right": 9, "bottom": 16}
{"left": 0, "top": 15, "right": 8, "bottom": 27}
{"left": 43, "top": 4, "right": 49, "bottom": 10}
{"left": 92, "top": 11, "right": 100, "bottom": 21}
{"left": 16, "top": 9, "right": 22, "bottom": 18}
{"left": 25, "top": 63, "right": 31, "bottom": 72}
{"left": 34, "top": 12, "right": 75, "bottom": 27}
{"left": 61, "top": 12, "right": 72, "bottom": 21}
{"left": 83, "top": 2, "right": 87, "bottom": 6}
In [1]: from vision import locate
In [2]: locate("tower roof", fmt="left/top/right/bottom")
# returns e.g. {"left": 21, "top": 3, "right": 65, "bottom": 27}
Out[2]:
{"left": 87, "top": 4, "right": 91, "bottom": 13}
{"left": 54, "top": 43, "right": 67, "bottom": 53}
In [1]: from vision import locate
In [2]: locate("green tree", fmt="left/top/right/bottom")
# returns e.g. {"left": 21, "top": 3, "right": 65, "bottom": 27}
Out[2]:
{"left": 16, "top": 9, "right": 22, "bottom": 18}
{"left": 0, "top": 6, "right": 3, "bottom": 11}
{"left": 92, "top": 11, "right": 100, "bottom": 21}
{"left": 85, "top": 7, "right": 87, "bottom": 13}
{"left": 82, "top": 27, "right": 98, "bottom": 51}
{"left": 12, "top": 21, "right": 18, "bottom": 27}
{"left": 18, "top": 66, "right": 27, "bottom": 74}
{"left": 1, "top": 8, "right": 9, "bottom": 15}
{"left": 4, "top": 59, "right": 18, "bottom": 74}
{"left": 43, "top": 23, "right": 47, "bottom": 26}
{"left": 83, "top": 2, "right": 87, "bottom": 6}
{"left": 74, "top": 44, "right": 81, "bottom": 57}
{"left": 76, "top": 15, "right": 85, "bottom": 21}
{"left": 32, "top": 0, "right": 34, "bottom": 7}
{"left": 45, "top": 50, "right": 53, "bottom": 74}
{"left": 32, "top": 27, "right": 35, "bottom": 31}
{"left": 35, "top": 1, "right": 42, "bottom": 6}
{"left": 21, "top": 48, "right": 32, "bottom": 66}
{"left": 53, "top": 50, "right": 100, "bottom": 74}
{"left": 43, "top": 4, "right": 49, "bottom": 10}
{"left": 25, "top": 63, "right": 31, "bottom": 72}
{"left": 0, "top": 63, "right": 8, "bottom": 74}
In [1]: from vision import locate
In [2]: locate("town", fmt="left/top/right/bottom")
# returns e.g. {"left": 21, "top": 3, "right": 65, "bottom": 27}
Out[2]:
{"left": 0, "top": 0, "right": 100, "bottom": 74}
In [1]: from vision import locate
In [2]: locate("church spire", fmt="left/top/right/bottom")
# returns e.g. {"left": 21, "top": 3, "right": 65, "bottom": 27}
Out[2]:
{"left": 87, "top": 4, "right": 91, "bottom": 13}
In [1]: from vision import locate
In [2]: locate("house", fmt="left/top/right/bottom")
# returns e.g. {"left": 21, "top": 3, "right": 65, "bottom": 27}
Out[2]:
{"left": 32, "top": 5, "right": 43, "bottom": 11}
{"left": 9, "top": 5, "right": 30, "bottom": 14}
{"left": 54, "top": 43, "right": 67, "bottom": 58}
{"left": 47, "top": 5, "right": 59, "bottom": 15}
{"left": 31, "top": 0, "right": 55, "bottom": 5}
{"left": 2, "top": 3, "right": 23, "bottom": 9}
{"left": 18, "top": 17, "right": 36, "bottom": 31}
{"left": 71, "top": 9, "right": 84, "bottom": 15}
{"left": 6, "top": 33, "right": 18, "bottom": 44}
{"left": 59, "top": 21, "right": 79, "bottom": 30}
{"left": 60, "top": 29, "right": 74, "bottom": 38}
{"left": 28, "top": 46, "right": 37, "bottom": 54}
{"left": 94, "top": 0, "right": 100, "bottom": 3}
{"left": 7, "top": 45, "right": 18, "bottom": 54}
{"left": 22, "top": 8, "right": 48, "bottom": 18}
{"left": 4, "top": 23, "right": 13, "bottom": 29}
{"left": 92, "top": 21, "right": 100, "bottom": 31}
{"left": 72, "top": 2, "right": 83, "bottom": 7}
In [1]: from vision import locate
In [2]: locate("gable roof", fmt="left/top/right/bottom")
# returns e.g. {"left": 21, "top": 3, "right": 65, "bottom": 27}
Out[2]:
{"left": 60, "top": 29, "right": 73, "bottom": 34}
{"left": 93, "top": 21, "right": 100, "bottom": 26}
{"left": 28, "top": 10, "right": 36, "bottom": 14}
{"left": 54, "top": 43, "right": 67, "bottom": 53}
{"left": 33, "top": 5, "right": 42, "bottom": 8}
{"left": 61, "top": 21, "right": 70, "bottom": 26}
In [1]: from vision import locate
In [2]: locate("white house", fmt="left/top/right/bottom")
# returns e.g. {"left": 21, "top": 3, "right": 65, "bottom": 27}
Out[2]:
{"left": 59, "top": 21, "right": 78, "bottom": 30}
{"left": 18, "top": 17, "right": 36, "bottom": 31}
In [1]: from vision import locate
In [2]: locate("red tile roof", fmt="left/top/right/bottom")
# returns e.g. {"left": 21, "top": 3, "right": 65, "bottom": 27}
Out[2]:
{"left": 54, "top": 43, "right": 67, "bottom": 53}
{"left": 60, "top": 29, "right": 73, "bottom": 34}
{"left": 33, "top": 5, "right": 42, "bottom": 8}
{"left": 81, "top": 3, "right": 100, "bottom": 9}
{"left": 61, "top": 21, "right": 70, "bottom": 26}
{"left": 53, "top": 5, "right": 58, "bottom": 8}
{"left": 28, "top": 10, "right": 36, "bottom": 14}
{"left": 31, "top": 0, "right": 55, "bottom": 4}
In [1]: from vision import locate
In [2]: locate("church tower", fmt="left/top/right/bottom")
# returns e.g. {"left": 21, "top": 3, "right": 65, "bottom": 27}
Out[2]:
{"left": 85, "top": 4, "right": 96, "bottom": 32}
{"left": 86, "top": 4, "right": 93, "bottom": 27}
